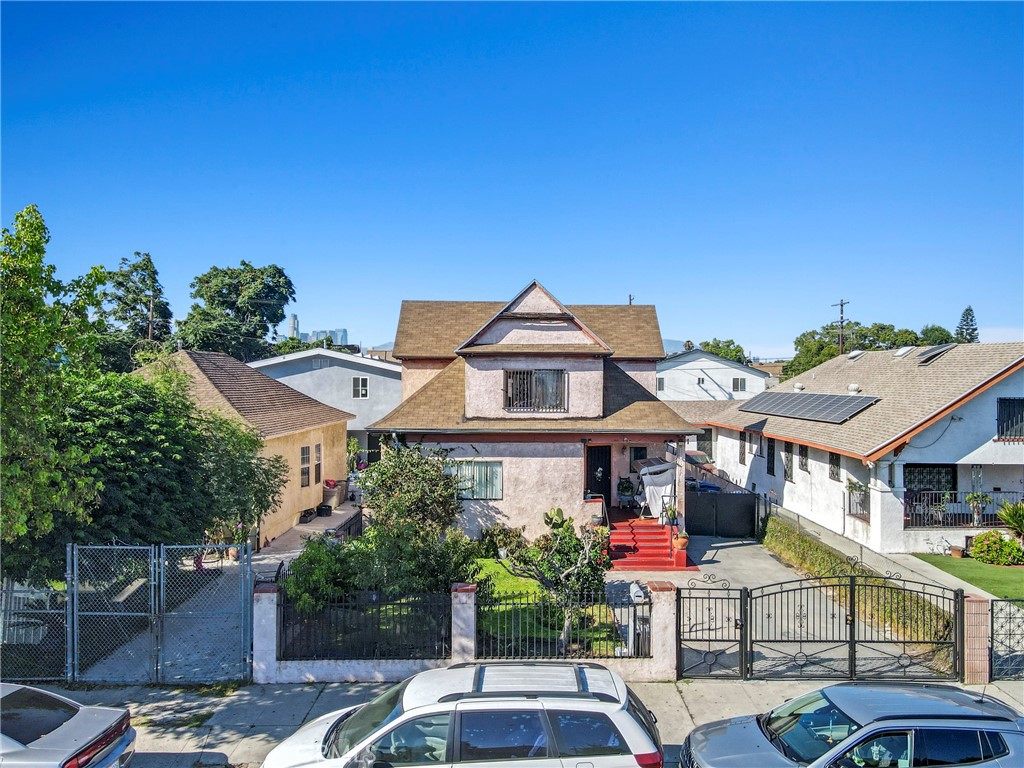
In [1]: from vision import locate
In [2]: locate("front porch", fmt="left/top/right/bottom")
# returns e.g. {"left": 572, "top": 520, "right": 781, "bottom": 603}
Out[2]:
{"left": 604, "top": 505, "right": 698, "bottom": 572}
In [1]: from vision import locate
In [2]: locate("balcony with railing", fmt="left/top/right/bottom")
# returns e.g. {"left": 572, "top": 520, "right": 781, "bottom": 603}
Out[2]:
{"left": 903, "top": 490, "right": 1021, "bottom": 529}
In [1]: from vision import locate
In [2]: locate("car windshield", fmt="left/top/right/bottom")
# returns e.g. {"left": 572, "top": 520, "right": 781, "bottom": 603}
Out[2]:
{"left": 324, "top": 679, "right": 409, "bottom": 759}
{"left": 0, "top": 687, "right": 79, "bottom": 745}
{"left": 762, "top": 690, "right": 861, "bottom": 764}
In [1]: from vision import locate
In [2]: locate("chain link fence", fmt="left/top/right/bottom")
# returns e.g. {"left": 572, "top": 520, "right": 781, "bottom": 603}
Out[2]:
{"left": 0, "top": 583, "right": 69, "bottom": 680}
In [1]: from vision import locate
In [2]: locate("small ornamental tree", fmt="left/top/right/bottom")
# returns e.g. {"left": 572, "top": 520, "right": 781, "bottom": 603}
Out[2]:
{"left": 506, "top": 508, "right": 612, "bottom": 652}
{"left": 359, "top": 443, "right": 463, "bottom": 532}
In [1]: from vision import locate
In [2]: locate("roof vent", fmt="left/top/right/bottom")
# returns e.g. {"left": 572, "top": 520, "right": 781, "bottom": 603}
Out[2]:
{"left": 793, "top": 382, "right": 805, "bottom": 391}
{"left": 848, "top": 383, "right": 861, "bottom": 394}
{"left": 847, "top": 350, "right": 866, "bottom": 361}
{"left": 894, "top": 346, "right": 915, "bottom": 358}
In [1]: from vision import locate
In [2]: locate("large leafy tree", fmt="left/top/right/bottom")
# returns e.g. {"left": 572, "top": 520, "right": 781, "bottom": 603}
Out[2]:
{"left": 1, "top": 205, "right": 105, "bottom": 543}
{"left": 919, "top": 324, "right": 954, "bottom": 346}
{"left": 955, "top": 306, "right": 980, "bottom": 343}
{"left": 176, "top": 261, "right": 295, "bottom": 360}
{"left": 359, "top": 443, "right": 463, "bottom": 532}
{"left": 784, "top": 319, "right": 922, "bottom": 379}
{"left": 699, "top": 338, "right": 747, "bottom": 363}
{"left": 97, "top": 251, "right": 174, "bottom": 371}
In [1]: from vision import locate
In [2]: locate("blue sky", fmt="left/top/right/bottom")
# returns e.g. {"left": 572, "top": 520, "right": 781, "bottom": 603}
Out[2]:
{"left": 3, "top": 2, "right": 1021, "bottom": 359}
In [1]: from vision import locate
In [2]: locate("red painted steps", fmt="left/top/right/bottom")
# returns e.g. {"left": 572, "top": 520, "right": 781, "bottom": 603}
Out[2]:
{"left": 607, "top": 518, "right": 698, "bottom": 572}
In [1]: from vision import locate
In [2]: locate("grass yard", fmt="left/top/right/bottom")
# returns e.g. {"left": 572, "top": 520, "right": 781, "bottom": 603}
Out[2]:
{"left": 475, "top": 558, "right": 545, "bottom": 597}
{"left": 915, "top": 554, "right": 1024, "bottom": 599}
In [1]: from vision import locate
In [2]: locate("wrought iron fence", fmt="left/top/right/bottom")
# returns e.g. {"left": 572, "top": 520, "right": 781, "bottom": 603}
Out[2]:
{"left": 904, "top": 491, "right": 1021, "bottom": 529}
{"left": 280, "top": 591, "right": 451, "bottom": 660}
{"left": 991, "top": 599, "right": 1024, "bottom": 681}
{"left": 476, "top": 591, "right": 651, "bottom": 660}
{"left": 0, "top": 583, "right": 68, "bottom": 681}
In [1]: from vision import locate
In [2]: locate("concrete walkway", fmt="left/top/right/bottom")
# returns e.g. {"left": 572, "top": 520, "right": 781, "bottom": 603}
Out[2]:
{"left": 42, "top": 677, "right": 1024, "bottom": 768}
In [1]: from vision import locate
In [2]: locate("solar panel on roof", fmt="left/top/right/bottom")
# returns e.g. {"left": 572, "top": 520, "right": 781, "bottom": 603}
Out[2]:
{"left": 739, "top": 391, "right": 879, "bottom": 424}
{"left": 916, "top": 343, "right": 956, "bottom": 365}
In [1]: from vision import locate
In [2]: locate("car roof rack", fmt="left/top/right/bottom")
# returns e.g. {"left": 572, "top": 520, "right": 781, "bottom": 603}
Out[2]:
{"left": 873, "top": 713, "right": 1013, "bottom": 724}
{"left": 439, "top": 662, "right": 617, "bottom": 704}
{"left": 437, "top": 691, "right": 618, "bottom": 703}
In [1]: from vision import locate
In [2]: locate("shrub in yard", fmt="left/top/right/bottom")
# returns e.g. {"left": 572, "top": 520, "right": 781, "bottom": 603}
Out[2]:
{"left": 480, "top": 523, "right": 527, "bottom": 558}
{"left": 996, "top": 501, "right": 1024, "bottom": 543}
{"left": 762, "top": 516, "right": 871, "bottom": 578}
{"left": 359, "top": 443, "right": 462, "bottom": 532}
{"left": 969, "top": 530, "right": 1024, "bottom": 566}
{"left": 280, "top": 534, "right": 355, "bottom": 614}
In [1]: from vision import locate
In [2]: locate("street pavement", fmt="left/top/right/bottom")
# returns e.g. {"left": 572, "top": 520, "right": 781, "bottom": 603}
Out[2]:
{"left": 41, "top": 676, "right": 1024, "bottom": 768}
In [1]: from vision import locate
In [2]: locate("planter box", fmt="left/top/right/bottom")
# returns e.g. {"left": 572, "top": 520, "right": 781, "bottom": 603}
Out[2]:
{"left": 298, "top": 508, "right": 316, "bottom": 524}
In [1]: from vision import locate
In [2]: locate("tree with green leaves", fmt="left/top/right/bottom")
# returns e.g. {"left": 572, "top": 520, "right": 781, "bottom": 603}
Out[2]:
{"left": 1, "top": 205, "right": 105, "bottom": 544}
{"left": 359, "top": 443, "right": 463, "bottom": 532}
{"left": 919, "top": 324, "right": 954, "bottom": 346}
{"left": 176, "top": 260, "right": 295, "bottom": 360}
{"left": 955, "top": 306, "right": 979, "bottom": 343}
{"left": 853, "top": 323, "right": 919, "bottom": 350}
{"left": 97, "top": 251, "right": 174, "bottom": 371}
{"left": 699, "top": 338, "right": 747, "bottom": 363}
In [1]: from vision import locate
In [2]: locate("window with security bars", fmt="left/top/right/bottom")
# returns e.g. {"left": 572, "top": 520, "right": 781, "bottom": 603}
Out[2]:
{"left": 766, "top": 438, "right": 776, "bottom": 476}
{"left": 352, "top": 377, "right": 368, "bottom": 399}
{"left": 300, "top": 445, "right": 310, "bottom": 487}
{"left": 449, "top": 461, "right": 503, "bottom": 500}
{"left": 504, "top": 369, "right": 567, "bottom": 412}
{"left": 783, "top": 442, "right": 793, "bottom": 482}
{"left": 739, "top": 432, "right": 747, "bottom": 465}
{"left": 697, "top": 429, "right": 713, "bottom": 460}
{"left": 829, "top": 452, "right": 840, "bottom": 481}
{"left": 997, "top": 398, "right": 1024, "bottom": 439}
{"left": 799, "top": 444, "right": 809, "bottom": 472}
{"left": 314, "top": 443, "right": 322, "bottom": 484}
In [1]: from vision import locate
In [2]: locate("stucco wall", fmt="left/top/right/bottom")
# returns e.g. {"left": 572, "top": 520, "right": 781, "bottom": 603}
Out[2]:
{"left": 475, "top": 318, "right": 593, "bottom": 346}
{"left": 255, "top": 359, "right": 400, "bottom": 445}
{"left": 261, "top": 422, "right": 347, "bottom": 543}
{"left": 464, "top": 357, "right": 604, "bottom": 419}
{"left": 615, "top": 360, "right": 658, "bottom": 394}
{"left": 401, "top": 359, "right": 448, "bottom": 400}
{"left": 433, "top": 441, "right": 587, "bottom": 539}
{"left": 656, "top": 356, "right": 767, "bottom": 401}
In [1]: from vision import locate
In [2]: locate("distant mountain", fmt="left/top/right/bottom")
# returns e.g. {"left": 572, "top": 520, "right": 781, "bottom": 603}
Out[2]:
{"left": 372, "top": 341, "right": 394, "bottom": 350}
{"left": 662, "top": 338, "right": 686, "bottom": 354}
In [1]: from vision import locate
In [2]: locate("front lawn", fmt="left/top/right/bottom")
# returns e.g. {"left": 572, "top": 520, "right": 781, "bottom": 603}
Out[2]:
{"left": 914, "top": 554, "right": 1024, "bottom": 599}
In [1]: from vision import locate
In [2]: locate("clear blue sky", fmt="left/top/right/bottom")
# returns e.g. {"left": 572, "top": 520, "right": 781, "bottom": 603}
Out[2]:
{"left": 3, "top": 2, "right": 1021, "bottom": 359}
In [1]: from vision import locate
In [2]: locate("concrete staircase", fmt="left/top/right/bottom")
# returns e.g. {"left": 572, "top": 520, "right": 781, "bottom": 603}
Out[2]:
{"left": 609, "top": 517, "right": 694, "bottom": 571}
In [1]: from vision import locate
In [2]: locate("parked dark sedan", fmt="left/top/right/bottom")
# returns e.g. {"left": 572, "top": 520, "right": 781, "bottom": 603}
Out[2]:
{"left": 0, "top": 684, "right": 136, "bottom": 768}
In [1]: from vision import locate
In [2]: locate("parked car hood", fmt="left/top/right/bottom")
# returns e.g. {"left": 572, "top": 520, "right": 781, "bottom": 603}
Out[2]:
{"left": 687, "top": 714, "right": 795, "bottom": 768}
{"left": 261, "top": 706, "right": 360, "bottom": 768}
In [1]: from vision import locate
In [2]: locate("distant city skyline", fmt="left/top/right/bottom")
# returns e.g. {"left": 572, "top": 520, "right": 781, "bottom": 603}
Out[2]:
{"left": 3, "top": 3, "right": 1020, "bottom": 360}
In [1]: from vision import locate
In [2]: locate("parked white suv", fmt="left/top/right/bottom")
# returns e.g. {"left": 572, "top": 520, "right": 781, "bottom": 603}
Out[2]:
{"left": 261, "top": 662, "right": 664, "bottom": 768}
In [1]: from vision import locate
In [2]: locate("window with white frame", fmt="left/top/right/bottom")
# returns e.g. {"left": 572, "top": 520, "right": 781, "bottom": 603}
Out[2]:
{"left": 352, "top": 376, "right": 369, "bottom": 399}
{"left": 300, "top": 445, "right": 310, "bottom": 487}
{"left": 697, "top": 376, "right": 705, "bottom": 385}
{"left": 732, "top": 377, "right": 746, "bottom": 392}
{"left": 449, "top": 461, "right": 503, "bottom": 500}
{"left": 314, "top": 443, "right": 322, "bottom": 485}
{"left": 312, "top": 358, "right": 323, "bottom": 369}
{"left": 656, "top": 377, "right": 665, "bottom": 392}
{"left": 504, "top": 369, "right": 566, "bottom": 412}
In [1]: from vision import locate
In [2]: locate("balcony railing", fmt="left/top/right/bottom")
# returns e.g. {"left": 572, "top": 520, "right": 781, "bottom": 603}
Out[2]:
{"left": 904, "top": 490, "right": 1021, "bottom": 529}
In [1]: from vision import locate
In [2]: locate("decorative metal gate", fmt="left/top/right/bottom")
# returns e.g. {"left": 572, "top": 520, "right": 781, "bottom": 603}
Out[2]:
{"left": 71, "top": 544, "right": 252, "bottom": 683}
{"left": 678, "top": 571, "right": 962, "bottom": 681}
{"left": 991, "top": 599, "right": 1024, "bottom": 680}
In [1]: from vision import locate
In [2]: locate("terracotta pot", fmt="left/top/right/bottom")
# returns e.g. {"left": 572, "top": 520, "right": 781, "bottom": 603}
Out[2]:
{"left": 673, "top": 536, "right": 689, "bottom": 550}
{"left": 949, "top": 546, "right": 964, "bottom": 559}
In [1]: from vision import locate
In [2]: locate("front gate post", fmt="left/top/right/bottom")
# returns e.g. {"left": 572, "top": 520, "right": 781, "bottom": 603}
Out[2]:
{"left": 847, "top": 575, "right": 857, "bottom": 680}
{"left": 65, "top": 543, "right": 74, "bottom": 683}
{"left": 739, "top": 587, "right": 749, "bottom": 680}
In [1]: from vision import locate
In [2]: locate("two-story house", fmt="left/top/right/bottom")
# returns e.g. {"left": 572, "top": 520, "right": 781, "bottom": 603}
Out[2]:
{"left": 657, "top": 349, "right": 772, "bottom": 401}
{"left": 693, "top": 342, "right": 1024, "bottom": 553}
{"left": 250, "top": 348, "right": 401, "bottom": 461}
{"left": 369, "top": 281, "right": 699, "bottom": 540}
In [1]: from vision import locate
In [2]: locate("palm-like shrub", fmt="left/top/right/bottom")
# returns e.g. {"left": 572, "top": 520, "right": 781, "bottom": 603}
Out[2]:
{"left": 996, "top": 500, "right": 1024, "bottom": 543}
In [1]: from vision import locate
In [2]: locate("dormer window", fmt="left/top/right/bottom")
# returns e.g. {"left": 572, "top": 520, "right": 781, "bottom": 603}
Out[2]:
{"left": 504, "top": 369, "right": 567, "bottom": 412}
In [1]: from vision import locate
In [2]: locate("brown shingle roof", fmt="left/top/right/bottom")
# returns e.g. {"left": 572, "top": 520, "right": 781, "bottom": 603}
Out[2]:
{"left": 705, "top": 343, "right": 1024, "bottom": 459}
{"left": 392, "top": 301, "right": 665, "bottom": 360}
{"left": 369, "top": 358, "right": 699, "bottom": 435}
{"left": 663, "top": 400, "right": 736, "bottom": 426}
{"left": 147, "top": 351, "right": 353, "bottom": 438}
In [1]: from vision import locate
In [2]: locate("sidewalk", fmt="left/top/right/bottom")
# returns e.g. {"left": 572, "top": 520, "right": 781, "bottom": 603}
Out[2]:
{"left": 42, "top": 677, "right": 1024, "bottom": 768}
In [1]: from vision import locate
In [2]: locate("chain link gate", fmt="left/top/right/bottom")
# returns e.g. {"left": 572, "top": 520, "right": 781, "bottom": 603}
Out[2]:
{"left": 991, "top": 599, "right": 1024, "bottom": 680}
{"left": 71, "top": 544, "right": 252, "bottom": 683}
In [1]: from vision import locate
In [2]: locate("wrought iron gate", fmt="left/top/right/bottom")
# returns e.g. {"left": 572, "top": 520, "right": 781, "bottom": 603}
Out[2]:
{"left": 678, "top": 573, "right": 963, "bottom": 680}
{"left": 71, "top": 544, "right": 252, "bottom": 683}
{"left": 991, "top": 599, "right": 1024, "bottom": 680}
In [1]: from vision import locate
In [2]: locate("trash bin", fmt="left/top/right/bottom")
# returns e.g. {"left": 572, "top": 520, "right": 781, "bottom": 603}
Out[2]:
{"left": 316, "top": 503, "right": 333, "bottom": 517}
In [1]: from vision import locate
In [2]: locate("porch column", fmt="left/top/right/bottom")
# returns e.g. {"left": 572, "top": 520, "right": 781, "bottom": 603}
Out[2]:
{"left": 451, "top": 583, "right": 477, "bottom": 663}
{"left": 252, "top": 582, "right": 279, "bottom": 684}
{"left": 646, "top": 581, "right": 679, "bottom": 681}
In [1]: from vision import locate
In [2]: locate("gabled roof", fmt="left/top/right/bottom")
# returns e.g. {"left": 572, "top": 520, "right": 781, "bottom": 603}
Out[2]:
{"left": 368, "top": 357, "right": 699, "bottom": 436}
{"left": 704, "top": 343, "right": 1024, "bottom": 460}
{"left": 392, "top": 301, "right": 665, "bottom": 360}
{"left": 249, "top": 347, "right": 401, "bottom": 374}
{"left": 663, "top": 400, "right": 736, "bottom": 426}
{"left": 659, "top": 349, "right": 772, "bottom": 377}
{"left": 145, "top": 351, "right": 354, "bottom": 438}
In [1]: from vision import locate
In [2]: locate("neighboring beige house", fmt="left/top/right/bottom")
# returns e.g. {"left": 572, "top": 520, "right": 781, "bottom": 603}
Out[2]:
{"left": 683, "top": 343, "right": 1024, "bottom": 553}
{"left": 146, "top": 351, "right": 354, "bottom": 543}
{"left": 369, "top": 281, "right": 699, "bottom": 539}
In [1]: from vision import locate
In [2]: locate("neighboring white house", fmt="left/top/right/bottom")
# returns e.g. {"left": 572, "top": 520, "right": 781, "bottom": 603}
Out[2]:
{"left": 369, "top": 281, "right": 699, "bottom": 540}
{"left": 656, "top": 349, "right": 772, "bottom": 401}
{"left": 672, "top": 343, "right": 1024, "bottom": 554}
{"left": 250, "top": 349, "right": 402, "bottom": 458}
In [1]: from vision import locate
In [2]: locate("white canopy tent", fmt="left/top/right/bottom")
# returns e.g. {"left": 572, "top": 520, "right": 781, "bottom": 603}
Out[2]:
{"left": 632, "top": 457, "right": 677, "bottom": 520}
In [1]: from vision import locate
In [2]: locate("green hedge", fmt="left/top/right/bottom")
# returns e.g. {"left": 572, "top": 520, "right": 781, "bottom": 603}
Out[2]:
{"left": 762, "top": 516, "right": 875, "bottom": 578}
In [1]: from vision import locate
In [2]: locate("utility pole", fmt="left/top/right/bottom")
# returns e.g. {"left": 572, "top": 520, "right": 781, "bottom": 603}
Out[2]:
{"left": 628, "top": 294, "right": 634, "bottom": 305}
{"left": 832, "top": 299, "right": 849, "bottom": 354}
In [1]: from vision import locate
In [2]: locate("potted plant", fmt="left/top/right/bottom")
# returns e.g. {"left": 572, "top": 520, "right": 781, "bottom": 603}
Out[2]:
{"left": 966, "top": 492, "right": 993, "bottom": 527}
{"left": 664, "top": 504, "right": 678, "bottom": 526}
{"left": 672, "top": 527, "right": 689, "bottom": 550}
{"left": 616, "top": 477, "right": 634, "bottom": 502}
